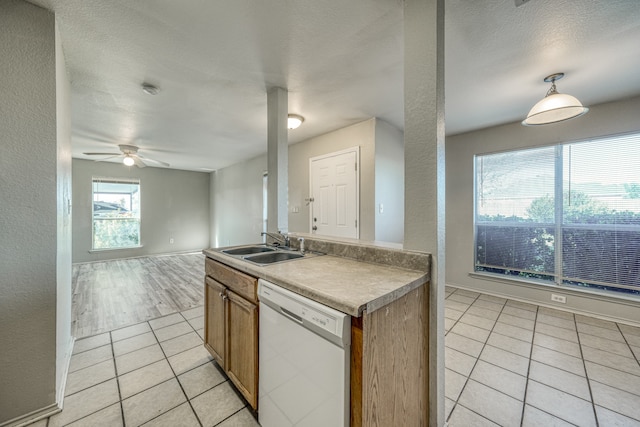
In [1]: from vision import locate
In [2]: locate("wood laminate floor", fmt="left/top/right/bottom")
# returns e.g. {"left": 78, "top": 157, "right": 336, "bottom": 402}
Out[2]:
{"left": 72, "top": 253, "right": 205, "bottom": 338}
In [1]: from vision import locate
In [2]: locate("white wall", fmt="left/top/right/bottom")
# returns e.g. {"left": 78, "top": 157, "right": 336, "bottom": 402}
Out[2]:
{"left": 0, "top": 1, "right": 69, "bottom": 423}
{"left": 288, "top": 119, "right": 377, "bottom": 240}
{"left": 210, "top": 118, "right": 405, "bottom": 247}
{"left": 210, "top": 154, "right": 267, "bottom": 247}
{"left": 55, "top": 19, "right": 74, "bottom": 407}
{"left": 374, "top": 119, "right": 404, "bottom": 243}
{"left": 72, "top": 160, "right": 210, "bottom": 262}
{"left": 446, "top": 95, "right": 640, "bottom": 324}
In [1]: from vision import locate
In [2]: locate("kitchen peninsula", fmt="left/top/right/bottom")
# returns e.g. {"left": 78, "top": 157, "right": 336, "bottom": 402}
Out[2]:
{"left": 203, "top": 235, "right": 431, "bottom": 426}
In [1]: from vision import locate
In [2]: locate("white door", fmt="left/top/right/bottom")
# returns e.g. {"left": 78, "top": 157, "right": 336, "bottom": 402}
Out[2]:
{"left": 309, "top": 148, "right": 359, "bottom": 239}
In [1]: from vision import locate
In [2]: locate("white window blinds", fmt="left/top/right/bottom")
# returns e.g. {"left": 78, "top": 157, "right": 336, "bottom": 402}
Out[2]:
{"left": 475, "top": 133, "right": 640, "bottom": 294}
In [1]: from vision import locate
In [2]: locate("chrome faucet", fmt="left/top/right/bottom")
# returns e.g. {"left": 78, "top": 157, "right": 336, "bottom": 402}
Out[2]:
{"left": 261, "top": 231, "right": 290, "bottom": 247}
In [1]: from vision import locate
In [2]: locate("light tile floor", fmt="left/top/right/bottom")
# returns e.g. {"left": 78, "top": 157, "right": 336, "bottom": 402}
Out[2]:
{"left": 25, "top": 287, "right": 640, "bottom": 426}
{"left": 445, "top": 286, "right": 640, "bottom": 427}
{"left": 30, "top": 307, "right": 259, "bottom": 427}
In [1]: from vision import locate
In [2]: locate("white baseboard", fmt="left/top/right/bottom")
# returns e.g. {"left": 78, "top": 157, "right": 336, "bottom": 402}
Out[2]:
{"left": 450, "top": 282, "right": 640, "bottom": 328}
{"left": 1, "top": 337, "right": 75, "bottom": 427}
{"left": 56, "top": 336, "right": 75, "bottom": 406}
{"left": 0, "top": 403, "right": 61, "bottom": 427}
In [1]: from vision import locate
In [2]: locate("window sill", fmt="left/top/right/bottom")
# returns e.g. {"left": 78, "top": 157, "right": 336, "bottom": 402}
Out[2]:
{"left": 89, "top": 245, "right": 144, "bottom": 253}
{"left": 469, "top": 271, "right": 640, "bottom": 305}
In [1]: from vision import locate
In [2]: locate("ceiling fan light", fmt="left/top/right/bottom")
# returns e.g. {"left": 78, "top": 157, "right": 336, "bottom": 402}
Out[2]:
{"left": 287, "top": 114, "right": 304, "bottom": 130}
{"left": 123, "top": 155, "right": 135, "bottom": 166}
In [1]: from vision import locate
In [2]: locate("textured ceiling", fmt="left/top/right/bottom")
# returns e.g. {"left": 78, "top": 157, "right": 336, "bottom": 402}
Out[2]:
{"left": 29, "top": 0, "right": 640, "bottom": 171}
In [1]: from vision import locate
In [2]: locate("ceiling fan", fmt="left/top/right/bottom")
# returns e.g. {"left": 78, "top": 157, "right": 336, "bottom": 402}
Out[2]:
{"left": 83, "top": 144, "right": 170, "bottom": 168}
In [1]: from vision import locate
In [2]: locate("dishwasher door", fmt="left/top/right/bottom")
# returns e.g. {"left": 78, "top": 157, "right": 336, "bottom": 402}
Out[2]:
{"left": 258, "top": 279, "right": 350, "bottom": 427}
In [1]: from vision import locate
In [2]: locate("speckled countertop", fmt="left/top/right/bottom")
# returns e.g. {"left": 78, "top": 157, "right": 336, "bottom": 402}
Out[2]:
{"left": 203, "top": 235, "right": 430, "bottom": 317}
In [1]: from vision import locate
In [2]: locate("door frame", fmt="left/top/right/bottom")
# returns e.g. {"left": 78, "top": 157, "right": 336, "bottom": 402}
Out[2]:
{"left": 308, "top": 146, "right": 360, "bottom": 239}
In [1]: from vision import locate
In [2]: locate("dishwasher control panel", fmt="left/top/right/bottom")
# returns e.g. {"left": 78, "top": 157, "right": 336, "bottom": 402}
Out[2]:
{"left": 300, "top": 305, "right": 336, "bottom": 334}
{"left": 258, "top": 279, "right": 350, "bottom": 347}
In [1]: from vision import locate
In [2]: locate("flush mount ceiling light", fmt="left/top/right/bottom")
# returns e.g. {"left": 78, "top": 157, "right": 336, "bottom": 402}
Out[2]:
{"left": 122, "top": 155, "right": 135, "bottom": 166}
{"left": 287, "top": 114, "right": 304, "bottom": 130}
{"left": 141, "top": 82, "right": 160, "bottom": 95}
{"left": 522, "top": 73, "right": 589, "bottom": 126}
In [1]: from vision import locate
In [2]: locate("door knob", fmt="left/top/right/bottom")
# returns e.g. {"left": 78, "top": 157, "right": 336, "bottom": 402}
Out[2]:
{"left": 312, "top": 226, "right": 318, "bottom": 231}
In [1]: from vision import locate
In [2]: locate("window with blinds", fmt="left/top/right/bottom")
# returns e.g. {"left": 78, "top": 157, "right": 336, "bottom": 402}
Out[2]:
{"left": 92, "top": 178, "right": 141, "bottom": 250}
{"left": 475, "top": 133, "right": 640, "bottom": 295}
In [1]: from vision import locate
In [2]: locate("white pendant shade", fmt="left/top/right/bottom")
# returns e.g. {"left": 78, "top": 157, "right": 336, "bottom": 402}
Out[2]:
{"left": 287, "top": 114, "right": 304, "bottom": 129}
{"left": 522, "top": 72, "right": 588, "bottom": 126}
{"left": 523, "top": 93, "right": 589, "bottom": 125}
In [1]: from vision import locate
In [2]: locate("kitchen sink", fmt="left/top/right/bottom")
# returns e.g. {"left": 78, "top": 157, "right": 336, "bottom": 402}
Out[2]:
{"left": 244, "top": 251, "right": 305, "bottom": 265}
{"left": 222, "top": 246, "right": 276, "bottom": 255}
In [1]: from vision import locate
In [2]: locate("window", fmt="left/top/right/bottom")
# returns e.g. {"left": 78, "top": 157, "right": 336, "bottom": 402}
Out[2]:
{"left": 475, "top": 133, "right": 640, "bottom": 295}
{"left": 92, "top": 178, "right": 141, "bottom": 250}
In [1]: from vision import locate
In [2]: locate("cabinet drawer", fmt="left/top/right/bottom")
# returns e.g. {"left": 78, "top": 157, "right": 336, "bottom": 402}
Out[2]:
{"left": 205, "top": 258, "right": 257, "bottom": 303}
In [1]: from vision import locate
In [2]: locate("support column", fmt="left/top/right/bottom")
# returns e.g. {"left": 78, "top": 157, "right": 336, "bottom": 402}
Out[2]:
{"left": 403, "top": 0, "right": 445, "bottom": 426}
{"left": 267, "top": 87, "right": 289, "bottom": 233}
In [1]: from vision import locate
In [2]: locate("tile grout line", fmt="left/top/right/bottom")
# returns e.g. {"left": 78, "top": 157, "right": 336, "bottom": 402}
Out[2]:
{"left": 526, "top": 310, "right": 601, "bottom": 426}
{"left": 114, "top": 317, "right": 200, "bottom": 360}
{"left": 142, "top": 310, "right": 252, "bottom": 426}
{"left": 445, "top": 288, "right": 640, "bottom": 426}
{"left": 448, "top": 292, "right": 516, "bottom": 425}
{"left": 616, "top": 322, "right": 640, "bottom": 367}
{"left": 574, "top": 313, "right": 600, "bottom": 427}
{"left": 51, "top": 336, "right": 123, "bottom": 426}
{"left": 111, "top": 329, "right": 127, "bottom": 427}
{"left": 444, "top": 288, "right": 482, "bottom": 423}
{"left": 212, "top": 407, "right": 246, "bottom": 427}
{"left": 519, "top": 304, "right": 539, "bottom": 427}
{"left": 145, "top": 312, "right": 205, "bottom": 427}
{"left": 66, "top": 312, "right": 209, "bottom": 426}
{"left": 457, "top": 301, "right": 530, "bottom": 425}
{"left": 520, "top": 309, "right": 608, "bottom": 426}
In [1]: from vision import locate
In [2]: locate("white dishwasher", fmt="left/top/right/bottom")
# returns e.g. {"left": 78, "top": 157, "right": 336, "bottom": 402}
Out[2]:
{"left": 258, "top": 279, "right": 351, "bottom": 427}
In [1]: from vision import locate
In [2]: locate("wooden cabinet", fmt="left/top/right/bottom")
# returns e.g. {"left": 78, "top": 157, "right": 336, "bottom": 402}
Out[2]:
{"left": 204, "top": 258, "right": 259, "bottom": 409}
{"left": 204, "top": 277, "right": 226, "bottom": 365}
{"left": 225, "top": 290, "right": 258, "bottom": 407}
{"left": 350, "top": 284, "right": 429, "bottom": 427}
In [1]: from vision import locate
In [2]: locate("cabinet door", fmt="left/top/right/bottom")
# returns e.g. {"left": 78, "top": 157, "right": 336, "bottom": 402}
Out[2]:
{"left": 226, "top": 289, "right": 259, "bottom": 409}
{"left": 204, "top": 277, "right": 226, "bottom": 367}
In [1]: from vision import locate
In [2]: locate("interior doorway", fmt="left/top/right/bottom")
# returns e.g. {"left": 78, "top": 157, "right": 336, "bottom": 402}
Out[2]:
{"left": 309, "top": 147, "right": 359, "bottom": 239}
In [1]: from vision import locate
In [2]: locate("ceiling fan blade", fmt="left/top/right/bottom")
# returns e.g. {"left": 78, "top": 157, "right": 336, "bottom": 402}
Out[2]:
{"left": 132, "top": 156, "right": 146, "bottom": 168}
{"left": 94, "top": 155, "right": 121, "bottom": 162}
{"left": 83, "top": 152, "right": 121, "bottom": 156}
{"left": 138, "top": 155, "right": 170, "bottom": 167}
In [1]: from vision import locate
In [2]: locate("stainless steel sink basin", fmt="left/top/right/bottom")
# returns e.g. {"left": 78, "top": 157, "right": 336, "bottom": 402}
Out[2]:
{"left": 219, "top": 243, "right": 320, "bottom": 266}
{"left": 243, "top": 251, "right": 305, "bottom": 265}
{"left": 222, "top": 246, "right": 276, "bottom": 255}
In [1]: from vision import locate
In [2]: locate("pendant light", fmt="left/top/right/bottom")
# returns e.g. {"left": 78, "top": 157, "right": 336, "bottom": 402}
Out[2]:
{"left": 522, "top": 73, "right": 588, "bottom": 126}
{"left": 287, "top": 114, "right": 304, "bottom": 130}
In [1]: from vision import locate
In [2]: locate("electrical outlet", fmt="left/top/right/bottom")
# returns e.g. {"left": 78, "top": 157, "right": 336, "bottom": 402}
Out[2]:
{"left": 551, "top": 294, "right": 566, "bottom": 304}
{"left": 169, "top": 238, "right": 174, "bottom": 244}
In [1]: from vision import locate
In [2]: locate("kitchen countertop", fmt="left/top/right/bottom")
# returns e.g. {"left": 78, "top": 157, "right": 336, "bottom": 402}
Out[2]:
{"left": 203, "top": 236, "right": 430, "bottom": 317}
